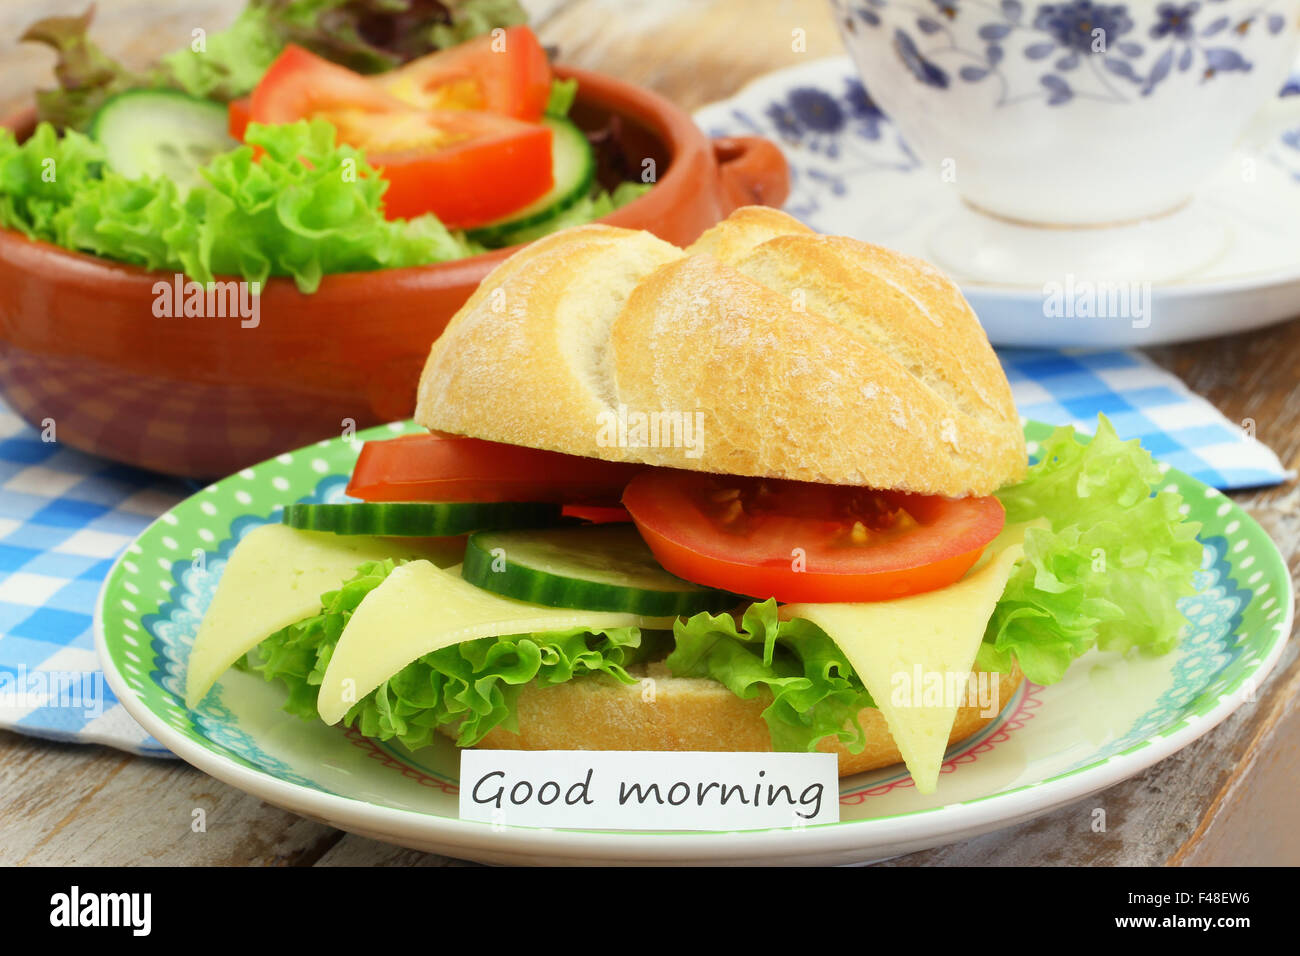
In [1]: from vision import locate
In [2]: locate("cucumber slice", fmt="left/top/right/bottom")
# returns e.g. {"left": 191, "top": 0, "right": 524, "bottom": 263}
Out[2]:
{"left": 463, "top": 525, "right": 738, "bottom": 616}
{"left": 90, "top": 90, "right": 236, "bottom": 194}
{"left": 282, "top": 501, "right": 561, "bottom": 537}
{"left": 467, "top": 116, "right": 595, "bottom": 247}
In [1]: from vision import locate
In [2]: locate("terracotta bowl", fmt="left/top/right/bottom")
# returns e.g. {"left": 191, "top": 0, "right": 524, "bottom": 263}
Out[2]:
{"left": 0, "top": 66, "right": 788, "bottom": 477}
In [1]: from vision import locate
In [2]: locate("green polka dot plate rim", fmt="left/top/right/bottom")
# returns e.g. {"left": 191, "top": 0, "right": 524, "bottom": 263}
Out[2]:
{"left": 94, "top": 420, "right": 1293, "bottom": 865}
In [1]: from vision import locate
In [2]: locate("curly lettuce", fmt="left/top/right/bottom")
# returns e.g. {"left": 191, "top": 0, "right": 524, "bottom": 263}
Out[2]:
{"left": 243, "top": 560, "right": 665, "bottom": 750}
{"left": 977, "top": 415, "right": 1203, "bottom": 684}
{"left": 668, "top": 599, "right": 875, "bottom": 755}
{"left": 0, "top": 119, "right": 474, "bottom": 292}
{"left": 0, "top": 121, "right": 105, "bottom": 241}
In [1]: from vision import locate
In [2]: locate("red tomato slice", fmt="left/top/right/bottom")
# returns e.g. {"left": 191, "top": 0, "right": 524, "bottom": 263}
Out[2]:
{"left": 376, "top": 25, "right": 551, "bottom": 121}
{"left": 251, "top": 45, "right": 406, "bottom": 124}
{"left": 347, "top": 433, "right": 645, "bottom": 504}
{"left": 622, "top": 471, "right": 1005, "bottom": 603}
{"left": 346, "top": 109, "right": 552, "bottom": 225}
{"left": 228, "top": 96, "right": 251, "bottom": 140}
{"left": 247, "top": 45, "right": 552, "bottom": 227}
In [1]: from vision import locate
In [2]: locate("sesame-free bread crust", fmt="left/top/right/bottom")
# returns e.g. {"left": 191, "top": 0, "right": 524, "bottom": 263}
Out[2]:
{"left": 448, "top": 663, "right": 1025, "bottom": 778}
{"left": 415, "top": 206, "right": 1026, "bottom": 497}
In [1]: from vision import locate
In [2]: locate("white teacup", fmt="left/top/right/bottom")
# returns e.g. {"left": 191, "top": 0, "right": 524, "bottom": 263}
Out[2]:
{"left": 831, "top": 0, "right": 1300, "bottom": 225}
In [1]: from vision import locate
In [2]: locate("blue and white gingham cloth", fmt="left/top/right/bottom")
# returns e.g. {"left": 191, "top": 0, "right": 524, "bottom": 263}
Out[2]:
{"left": 1000, "top": 349, "right": 1292, "bottom": 488}
{"left": 0, "top": 352, "right": 1290, "bottom": 758}
{"left": 0, "top": 403, "right": 187, "bottom": 758}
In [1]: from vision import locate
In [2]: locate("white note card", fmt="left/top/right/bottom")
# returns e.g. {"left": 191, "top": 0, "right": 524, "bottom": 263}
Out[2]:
{"left": 459, "top": 750, "right": 840, "bottom": 831}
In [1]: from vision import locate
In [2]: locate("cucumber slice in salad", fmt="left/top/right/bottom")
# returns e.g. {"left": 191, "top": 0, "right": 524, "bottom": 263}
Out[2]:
{"left": 90, "top": 90, "right": 237, "bottom": 194}
{"left": 467, "top": 116, "right": 595, "bottom": 247}
{"left": 463, "top": 525, "right": 738, "bottom": 616}
{"left": 282, "top": 501, "right": 561, "bottom": 537}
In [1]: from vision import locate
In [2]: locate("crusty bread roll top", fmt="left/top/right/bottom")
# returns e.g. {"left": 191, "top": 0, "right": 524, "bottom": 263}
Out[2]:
{"left": 416, "top": 205, "right": 1026, "bottom": 498}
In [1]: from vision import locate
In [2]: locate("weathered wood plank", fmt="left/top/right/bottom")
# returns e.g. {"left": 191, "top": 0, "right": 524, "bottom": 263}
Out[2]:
{"left": 0, "top": 730, "right": 344, "bottom": 865}
{"left": 1168, "top": 657, "right": 1300, "bottom": 866}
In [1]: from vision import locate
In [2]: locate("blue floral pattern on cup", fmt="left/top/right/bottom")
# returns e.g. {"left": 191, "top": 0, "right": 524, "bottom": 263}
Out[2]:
{"left": 708, "top": 76, "right": 919, "bottom": 219}
{"left": 833, "top": 0, "right": 1290, "bottom": 106}
{"left": 763, "top": 79, "right": 895, "bottom": 157}
{"left": 1276, "top": 121, "right": 1300, "bottom": 182}
{"left": 701, "top": 57, "right": 1300, "bottom": 226}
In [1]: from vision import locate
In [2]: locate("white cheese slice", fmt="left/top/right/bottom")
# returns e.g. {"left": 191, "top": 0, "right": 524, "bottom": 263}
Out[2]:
{"left": 317, "top": 559, "right": 674, "bottom": 724}
{"left": 780, "top": 527, "right": 1031, "bottom": 794}
{"left": 184, "top": 524, "right": 459, "bottom": 708}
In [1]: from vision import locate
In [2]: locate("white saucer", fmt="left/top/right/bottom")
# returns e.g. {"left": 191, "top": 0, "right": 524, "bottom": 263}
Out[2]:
{"left": 696, "top": 57, "right": 1300, "bottom": 348}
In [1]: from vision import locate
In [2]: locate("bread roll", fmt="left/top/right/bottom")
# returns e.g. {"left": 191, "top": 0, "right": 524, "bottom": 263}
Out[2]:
{"left": 415, "top": 206, "right": 1025, "bottom": 497}
{"left": 448, "top": 663, "right": 1025, "bottom": 778}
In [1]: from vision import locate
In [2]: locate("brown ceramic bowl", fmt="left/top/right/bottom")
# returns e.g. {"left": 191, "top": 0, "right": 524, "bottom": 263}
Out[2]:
{"left": 0, "top": 65, "right": 788, "bottom": 477}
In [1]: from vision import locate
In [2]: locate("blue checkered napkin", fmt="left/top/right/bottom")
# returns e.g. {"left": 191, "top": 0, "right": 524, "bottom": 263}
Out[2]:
{"left": 0, "top": 347, "right": 1290, "bottom": 759}
{"left": 0, "top": 403, "right": 186, "bottom": 757}
{"left": 998, "top": 348, "right": 1293, "bottom": 489}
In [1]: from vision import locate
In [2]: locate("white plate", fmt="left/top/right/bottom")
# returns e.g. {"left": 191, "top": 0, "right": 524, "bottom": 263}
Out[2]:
{"left": 94, "top": 422, "right": 1293, "bottom": 865}
{"left": 695, "top": 56, "right": 1300, "bottom": 348}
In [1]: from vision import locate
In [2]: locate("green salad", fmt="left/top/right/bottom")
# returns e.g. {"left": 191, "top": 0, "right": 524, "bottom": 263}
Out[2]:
{"left": 1, "top": 0, "right": 654, "bottom": 292}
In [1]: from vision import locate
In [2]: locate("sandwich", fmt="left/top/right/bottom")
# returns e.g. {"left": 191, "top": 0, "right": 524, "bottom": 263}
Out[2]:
{"left": 184, "top": 206, "right": 1203, "bottom": 793}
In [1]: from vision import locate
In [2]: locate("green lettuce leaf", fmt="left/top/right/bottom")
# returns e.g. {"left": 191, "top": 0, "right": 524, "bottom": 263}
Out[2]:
{"left": 667, "top": 599, "right": 876, "bottom": 754}
{"left": 160, "top": 3, "right": 286, "bottom": 102}
{"left": 0, "top": 119, "right": 475, "bottom": 292}
{"left": 244, "top": 559, "right": 665, "bottom": 750}
{"left": 979, "top": 415, "right": 1203, "bottom": 684}
{"left": 545, "top": 77, "right": 579, "bottom": 117}
{"left": 0, "top": 122, "right": 105, "bottom": 240}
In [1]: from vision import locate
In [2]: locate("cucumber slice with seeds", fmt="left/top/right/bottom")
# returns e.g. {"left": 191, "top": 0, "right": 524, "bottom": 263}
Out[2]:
{"left": 90, "top": 90, "right": 236, "bottom": 194}
{"left": 282, "top": 501, "right": 561, "bottom": 537}
{"left": 463, "top": 525, "right": 737, "bottom": 616}
{"left": 466, "top": 116, "right": 595, "bottom": 247}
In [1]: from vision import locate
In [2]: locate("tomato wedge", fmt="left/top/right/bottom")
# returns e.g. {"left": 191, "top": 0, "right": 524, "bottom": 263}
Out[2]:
{"left": 246, "top": 45, "right": 552, "bottom": 227}
{"left": 622, "top": 471, "right": 1005, "bottom": 603}
{"left": 340, "top": 108, "right": 552, "bottom": 224}
{"left": 251, "top": 45, "right": 406, "bottom": 124}
{"left": 347, "top": 433, "right": 646, "bottom": 504}
{"left": 376, "top": 25, "right": 551, "bottom": 121}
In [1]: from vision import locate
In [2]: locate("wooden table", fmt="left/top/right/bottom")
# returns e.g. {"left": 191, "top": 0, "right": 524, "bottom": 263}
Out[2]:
{"left": 0, "top": 0, "right": 1296, "bottom": 866}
